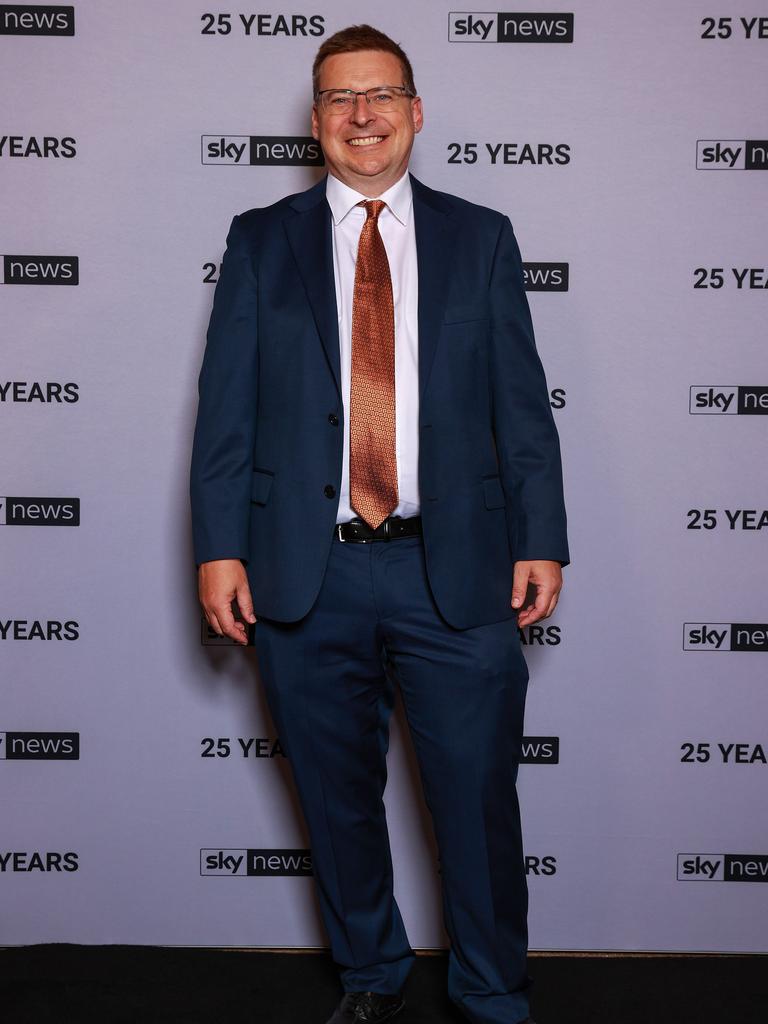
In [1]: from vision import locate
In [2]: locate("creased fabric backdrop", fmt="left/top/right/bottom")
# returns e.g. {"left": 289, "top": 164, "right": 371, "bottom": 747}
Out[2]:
{"left": 1, "top": 0, "right": 766, "bottom": 951}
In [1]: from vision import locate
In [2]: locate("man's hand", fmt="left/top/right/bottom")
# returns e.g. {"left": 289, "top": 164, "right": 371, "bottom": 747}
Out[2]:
{"left": 199, "top": 559, "right": 257, "bottom": 646}
{"left": 511, "top": 559, "right": 563, "bottom": 629}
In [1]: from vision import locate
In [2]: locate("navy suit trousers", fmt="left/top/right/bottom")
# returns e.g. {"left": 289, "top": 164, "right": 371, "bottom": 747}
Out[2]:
{"left": 253, "top": 528, "right": 533, "bottom": 1024}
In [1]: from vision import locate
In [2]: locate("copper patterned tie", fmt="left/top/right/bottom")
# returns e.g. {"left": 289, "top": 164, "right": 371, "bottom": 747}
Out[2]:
{"left": 349, "top": 199, "right": 399, "bottom": 529}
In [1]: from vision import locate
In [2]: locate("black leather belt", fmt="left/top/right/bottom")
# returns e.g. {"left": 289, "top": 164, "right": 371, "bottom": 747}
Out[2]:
{"left": 335, "top": 515, "right": 422, "bottom": 543}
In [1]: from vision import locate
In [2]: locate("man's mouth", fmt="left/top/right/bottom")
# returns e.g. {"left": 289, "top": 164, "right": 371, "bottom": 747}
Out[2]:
{"left": 347, "top": 135, "right": 386, "bottom": 147}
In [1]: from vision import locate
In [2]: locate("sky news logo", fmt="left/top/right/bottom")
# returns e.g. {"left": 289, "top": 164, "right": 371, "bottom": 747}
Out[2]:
{"left": 677, "top": 853, "right": 768, "bottom": 882}
{"left": 201, "top": 848, "right": 313, "bottom": 876}
{"left": 683, "top": 623, "right": 768, "bottom": 652}
{"left": 689, "top": 386, "right": 768, "bottom": 414}
{"left": 0, "top": 496, "right": 79, "bottom": 526}
{"left": 696, "top": 140, "right": 768, "bottom": 170}
{"left": 0, "top": 4, "right": 73, "bottom": 34}
{"left": 449, "top": 12, "right": 574, "bottom": 42}
{"left": 520, "top": 736, "right": 559, "bottom": 763}
{"left": 3, "top": 255, "right": 78, "bottom": 285}
{"left": 202, "top": 136, "right": 323, "bottom": 166}
{"left": 0, "top": 731, "right": 79, "bottom": 759}
{"left": 523, "top": 262, "right": 569, "bottom": 291}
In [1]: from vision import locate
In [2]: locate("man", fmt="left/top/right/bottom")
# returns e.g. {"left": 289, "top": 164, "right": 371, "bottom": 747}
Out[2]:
{"left": 190, "top": 24, "right": 568, "bottom": 1024}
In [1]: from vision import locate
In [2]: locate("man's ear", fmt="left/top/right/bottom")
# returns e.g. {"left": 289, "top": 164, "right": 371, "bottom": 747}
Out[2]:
{"left": 311, "top": 104, "right": 320, "bottom": 140}
{"left": 411, "top": 96, "right": 424, "bottom": 135}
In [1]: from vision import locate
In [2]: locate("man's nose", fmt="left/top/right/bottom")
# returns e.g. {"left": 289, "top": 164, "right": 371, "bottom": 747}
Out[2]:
{"left": 349, "top": 95, "right": 374, "bottom": 125}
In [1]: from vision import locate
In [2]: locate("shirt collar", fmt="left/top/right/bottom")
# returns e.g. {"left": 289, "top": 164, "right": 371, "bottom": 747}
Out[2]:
{"left": 325, "top": 170, "right": 412, "bottom": 227}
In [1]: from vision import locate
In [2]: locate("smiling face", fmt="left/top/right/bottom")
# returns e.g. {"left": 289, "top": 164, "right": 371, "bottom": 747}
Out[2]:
{"left": 311, "top": 49, "right": 423, "bottom": 197}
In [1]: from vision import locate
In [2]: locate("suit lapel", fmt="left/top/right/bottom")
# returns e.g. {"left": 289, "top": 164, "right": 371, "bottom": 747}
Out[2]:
{"left": 410, "top": 173, "right": 456, "bottom": 406}
{"left": 283, "top": 173, "right": 456, "bottom": 408}
{"left": 284, "top": 178, "right": 342, "bottom": 400}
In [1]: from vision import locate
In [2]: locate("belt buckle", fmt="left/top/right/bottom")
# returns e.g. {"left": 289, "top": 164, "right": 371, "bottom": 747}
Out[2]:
{"left": 337, "top": 519, "right": 374, "bottom": 543}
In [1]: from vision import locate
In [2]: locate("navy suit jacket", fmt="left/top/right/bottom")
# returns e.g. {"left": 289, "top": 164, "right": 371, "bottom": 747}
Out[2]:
{"left": 190, "top": 173, "right": 569, "bottom": 629}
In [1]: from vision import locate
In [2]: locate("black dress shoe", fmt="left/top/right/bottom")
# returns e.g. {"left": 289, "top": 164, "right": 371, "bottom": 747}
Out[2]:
{"left": 325, "top": 990, "right": 405, "bottom": 1023}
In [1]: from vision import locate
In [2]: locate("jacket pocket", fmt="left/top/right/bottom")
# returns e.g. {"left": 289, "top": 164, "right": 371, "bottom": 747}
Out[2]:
{"left": 250, "top": 469, "right": 274, "bottom": 505}
{"left": 482, "top": 475, "right": 506, "bottom": 510}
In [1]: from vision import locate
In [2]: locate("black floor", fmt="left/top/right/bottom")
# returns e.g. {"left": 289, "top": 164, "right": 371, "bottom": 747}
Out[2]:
{"left": 1, "top": 945, "right": 766, "bottom": 1023}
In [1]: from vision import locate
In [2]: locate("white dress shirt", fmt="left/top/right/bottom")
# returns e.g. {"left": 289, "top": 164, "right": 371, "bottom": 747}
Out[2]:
{"left": 325, "top": 170, "right": 421, "bottom": 525}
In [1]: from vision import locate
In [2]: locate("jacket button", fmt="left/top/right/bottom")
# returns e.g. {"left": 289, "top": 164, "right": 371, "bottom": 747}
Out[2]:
{"left": 324, "top": 484, "right": 336, "bottom": 498}
{"left": 328, "top": 413, "right": 339, "bottom": 426}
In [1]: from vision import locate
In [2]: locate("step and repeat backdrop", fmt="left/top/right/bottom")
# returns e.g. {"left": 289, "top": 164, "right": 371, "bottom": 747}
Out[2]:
{"left": 1, "top": 1, "right": 766, "bottom": 952}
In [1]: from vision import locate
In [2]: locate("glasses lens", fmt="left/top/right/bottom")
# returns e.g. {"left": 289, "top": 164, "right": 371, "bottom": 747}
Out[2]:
{"left": 367, "top": 88, "right": 398, "bottom": 110}
{"left": 322, "top": 91, "right": 354, "bottom": 112}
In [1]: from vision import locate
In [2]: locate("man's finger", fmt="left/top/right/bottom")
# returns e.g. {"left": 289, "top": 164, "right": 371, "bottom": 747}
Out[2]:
{"left": 212, "top": 603, "right": 248, "bottom": 645}
{"left": 511, "top": 564, "right": 531, "bottom": 608}
{"left": 206, "top": 612, "right": 223, "bottom": 637}
{"left": 518, "top": 586, "right": 554, "bottom": 627}
{"left": 206, "top": 610, "right": 228, "bottom": 638}
{"left": 236, "top": 581, "right": 257, "bottom": 625}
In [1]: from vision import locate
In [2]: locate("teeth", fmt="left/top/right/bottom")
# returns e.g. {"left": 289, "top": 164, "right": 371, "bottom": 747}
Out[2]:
{"left": 348, "top": 136, "right": 384, "bottom": 147}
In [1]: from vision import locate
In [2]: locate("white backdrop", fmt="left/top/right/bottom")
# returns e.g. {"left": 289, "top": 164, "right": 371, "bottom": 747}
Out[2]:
{"left": 1, "top": 0, "right": 766, "bottom": 952}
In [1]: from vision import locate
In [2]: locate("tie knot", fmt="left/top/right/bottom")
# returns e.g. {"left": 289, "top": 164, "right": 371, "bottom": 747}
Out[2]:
{"left": 360, "top": 199, "right": 386, "bottom": 222}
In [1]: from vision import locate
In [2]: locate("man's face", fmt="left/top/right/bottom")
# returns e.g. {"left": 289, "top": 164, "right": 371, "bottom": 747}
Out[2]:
{"left": 311, "top": 49, "right": 423, "bottom": 195}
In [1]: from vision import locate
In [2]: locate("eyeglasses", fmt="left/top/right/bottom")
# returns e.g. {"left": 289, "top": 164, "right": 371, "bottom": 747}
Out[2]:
{"left": 314, "top": 85, "right": 415, "bottom": 114}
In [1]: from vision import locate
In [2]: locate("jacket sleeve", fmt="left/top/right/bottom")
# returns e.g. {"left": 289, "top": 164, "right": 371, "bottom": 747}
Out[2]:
{"left": 189, "top": 214, "right": 258, "bottom": 566}
{"left": 488, "top": 215, "right": 570, "bottom": 567}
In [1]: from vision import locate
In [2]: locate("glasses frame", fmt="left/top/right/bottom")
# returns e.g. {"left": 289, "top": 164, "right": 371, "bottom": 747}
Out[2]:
{"left": 314, "top": 84, "right": 416, "bottom": 113}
